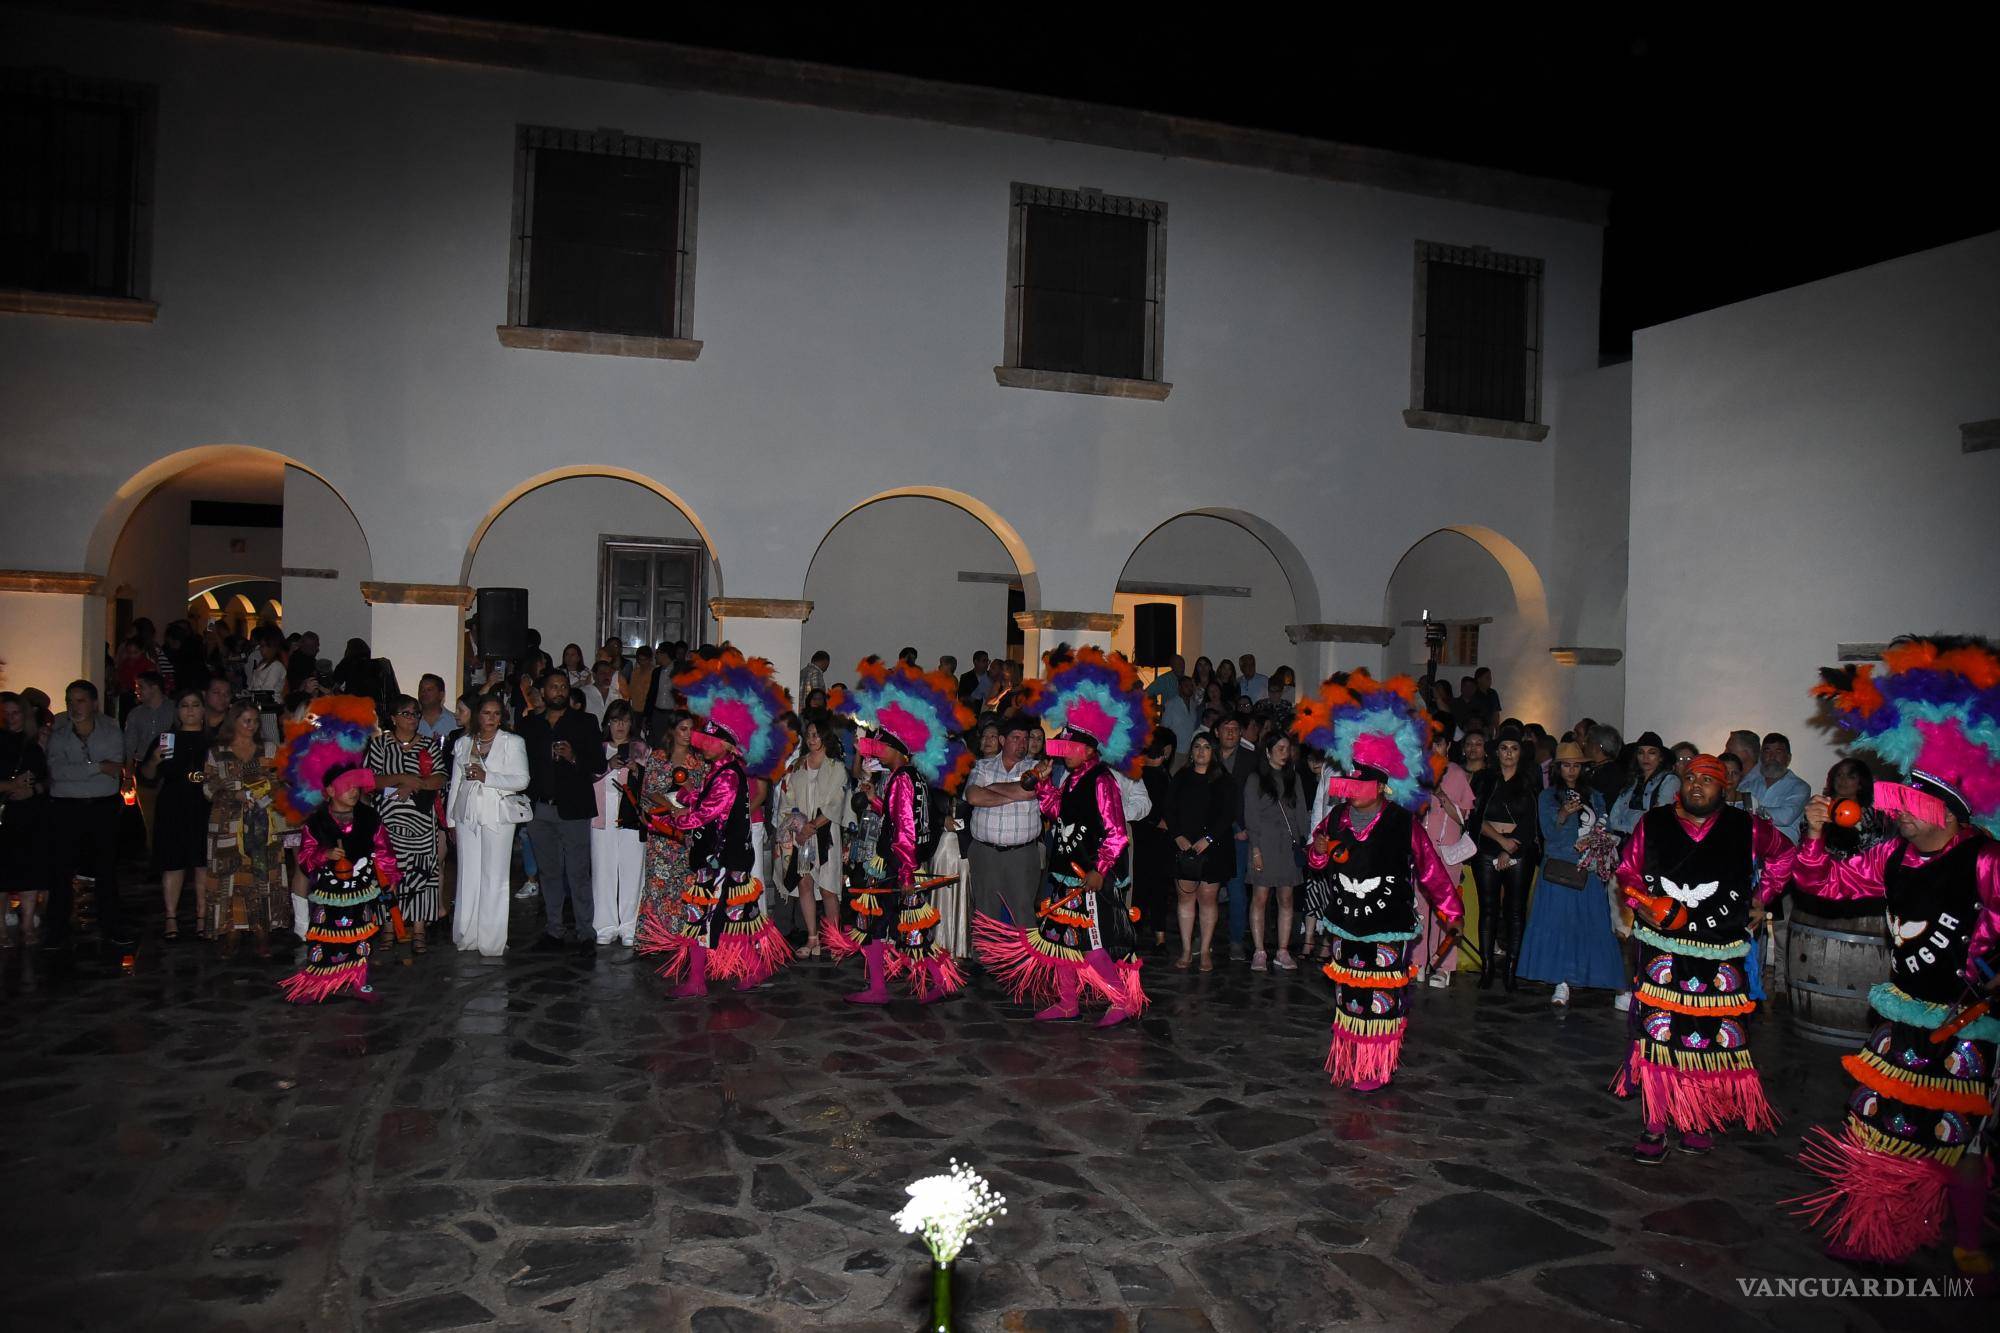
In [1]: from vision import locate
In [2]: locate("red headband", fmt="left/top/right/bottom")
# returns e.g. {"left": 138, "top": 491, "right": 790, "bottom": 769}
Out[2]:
{"left": 1684, "top": 754, "right": 1728, "bottom": 784}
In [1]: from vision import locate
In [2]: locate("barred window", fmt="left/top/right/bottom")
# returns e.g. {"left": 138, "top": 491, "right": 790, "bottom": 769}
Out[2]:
{"left": 510, "top": 126, "right": 698, "bottom": 339}
{"left": 0, "top": 69, "right": 154, "bottom": 299}
{"left": 1007, "top": 184, "right": 1166, "bottom": 383}
{"left": 1413, "top": 242, "right": 1543, "bottom": 425}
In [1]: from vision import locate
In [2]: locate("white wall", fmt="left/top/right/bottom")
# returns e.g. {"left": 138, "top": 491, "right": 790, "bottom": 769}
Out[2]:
{"left": 1550, "top": 361, "right": 1633, "bottom": 730}
{"left": 1118, "top": 516, "right": 1303, "bottom": 682}
{"left": 106, "top": 460, "right": 282, "bottom": 635}
{"left": 281, "top": 465, "right": 373, "bottom": 650}
{"left": 467, "top": 476, "right": 712, "bottom": 659}
{"left": 0, "top": 592, "right": 94, "bottom": 700}
{"left": 0, "top": 10, "right": 1605, "bottom": 692}
{"left": 803, "top": 498, "right": 1014, "bottom": 680}
{"left": 1626, "top": 231, "right": 2000, "bottom": 784}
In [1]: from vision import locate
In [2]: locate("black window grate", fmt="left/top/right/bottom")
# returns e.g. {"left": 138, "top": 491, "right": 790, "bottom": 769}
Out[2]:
{"left": 1010, "top": 184, "right": 1165, "bottom": 381}
{"left": 1418, "top": 242, "right": 1542, "bottom": 424}
{"left": 1, "top": 68, "right": 153, "bottom": 299}
{"left": 512, "top": 126, "right": 698, "bottom": 338}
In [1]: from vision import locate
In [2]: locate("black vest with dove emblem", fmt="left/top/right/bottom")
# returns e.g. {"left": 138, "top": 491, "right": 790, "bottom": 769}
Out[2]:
{"left": 1323, "top": 803, "right": 1419, "bottom": 939}
{"left": 1638, "top": 804, "right": 1754, "bottom": 945}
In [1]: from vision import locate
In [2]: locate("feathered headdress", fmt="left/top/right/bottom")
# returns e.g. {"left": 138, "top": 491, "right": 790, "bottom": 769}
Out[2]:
{"left": 1289, "top": 670, "right": 1437, "bottom": 811}
{"left": 1812, "top": 635, "right": 2000, "bottom": 837}
{"left": 831, "top": 657, "right": 974, "bottom": 790}
{"left": 1016, "top": 645, "right": 1152, "bottom": 778}
{"left": 673, "top": 649, "right": 798, "bottom": 784}
{"left": 274, "top": 694, "right": 379, "bottom": 823}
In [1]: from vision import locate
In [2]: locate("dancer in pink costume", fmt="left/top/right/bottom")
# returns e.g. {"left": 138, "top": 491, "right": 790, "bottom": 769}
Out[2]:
{"left": 824, "top": 658, "right": 973, "bottom": 1004}
{"left": 1293, "top": 671, "right": 1463, "bottom": 1092}
{"left": 636, "top": 651, "right": 796, "bottom": 997}
{"left": 973, "top": 647, "right": 1152, "bottom": 1028}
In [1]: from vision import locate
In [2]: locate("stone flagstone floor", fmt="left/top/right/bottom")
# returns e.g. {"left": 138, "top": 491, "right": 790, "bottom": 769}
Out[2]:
{"left": 0, "top": 889, "right": 1989, "bottom": 1333}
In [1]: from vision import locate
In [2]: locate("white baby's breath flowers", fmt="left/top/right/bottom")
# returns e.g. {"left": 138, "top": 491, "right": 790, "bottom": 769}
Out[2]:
{"left": 892, "top": 1159, "right": 1007, "bottom": 1264}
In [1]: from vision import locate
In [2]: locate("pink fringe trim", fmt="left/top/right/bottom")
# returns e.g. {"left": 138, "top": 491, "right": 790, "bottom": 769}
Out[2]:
{"left": 821, "top": 919, "right": 862, "bottom": 963}
{"left": 278, "top": 962, "right": 367, "bottom": 1004}
{"left": 1791, "top": 1124, "right": 1953, "bottom": 1263}
{"left": 904, "top": 951, "right": 966, "bottom": 1001}
{"left": 972, "top": 912, "right": 1081, "bottom": 1008}
{"left": 710, "top": 918, "right": 793, "bottom": 983}
{"left": 1325, "top": 1025, "right": 1404, "bottom": 1088}
{"left": 1078, "top": 957, "right": 1149, "bottom": 1017}
{"left": 1619, "top": 1043, "right": 1779, "bottom": 1134}
{"left": 636, "top": 908, "right": 696, "bottom": 985}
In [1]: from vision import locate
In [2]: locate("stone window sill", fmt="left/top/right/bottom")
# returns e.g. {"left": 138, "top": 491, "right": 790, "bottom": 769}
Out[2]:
{"left": 1402, "top": 408, "right": 1549, "bottom": 443}
{"left": 994, "top": 366, "right": 1171, "bottom": 401}
{"left": 0, "top": 290, "right": 157, "bottom": 323}
{"left": 496, "top": 325, "right": 702, "bottom": 361}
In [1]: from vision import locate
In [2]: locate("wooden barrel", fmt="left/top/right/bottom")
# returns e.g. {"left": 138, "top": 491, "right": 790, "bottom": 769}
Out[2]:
{"left": 1785, "top": 906, "right": 1891, "bottom": 1047}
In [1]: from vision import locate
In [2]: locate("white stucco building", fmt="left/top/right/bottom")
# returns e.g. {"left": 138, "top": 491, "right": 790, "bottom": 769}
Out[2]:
{"left": 2, "top": 3, "right": 1992, "bottom": 754}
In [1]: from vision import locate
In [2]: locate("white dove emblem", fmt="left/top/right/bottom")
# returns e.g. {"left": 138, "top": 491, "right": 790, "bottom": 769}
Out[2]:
{"left": 1337, "top": 873, "right": 1383, "bottom": 899}
{"left": 1888, "top": 915, "right": 1929, "bottom": 944}
{"left": 1660, "top": 876, "right": 1719, "bottom": 908}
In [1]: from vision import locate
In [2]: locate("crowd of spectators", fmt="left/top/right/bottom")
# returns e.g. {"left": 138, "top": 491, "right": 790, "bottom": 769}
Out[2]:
{"left": 2, "top": 620, "right": 1831, "bottom": 1027}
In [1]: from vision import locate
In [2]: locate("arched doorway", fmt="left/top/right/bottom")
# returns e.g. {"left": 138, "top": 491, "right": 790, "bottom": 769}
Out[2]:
{"left": 802, "top": 488, "right": 1037, "bottom": 680}
{"left": 89, "top": 445, "right": 372, "bottom": 659}
{"left": 463, "top": 468, "right": 719, "bottom": 662}
{"left": 1111, "top": 508, "right": 1319, "bottom": 692}
{"left": 1383, "top": 524, "right": 1554, "bottom": 727}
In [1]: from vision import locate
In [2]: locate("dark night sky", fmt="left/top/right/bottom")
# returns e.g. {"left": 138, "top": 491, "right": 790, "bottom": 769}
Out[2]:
{"left": 358, "top": 4, "right": 1997, "bottom": 359}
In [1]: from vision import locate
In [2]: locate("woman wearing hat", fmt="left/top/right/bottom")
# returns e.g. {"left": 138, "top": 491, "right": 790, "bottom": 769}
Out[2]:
{"left": 1516, "top": 741, "right": 1628, "bottom": 1006}
{"left": 1607, "top": 732, "right": 1679, "bottom": 839}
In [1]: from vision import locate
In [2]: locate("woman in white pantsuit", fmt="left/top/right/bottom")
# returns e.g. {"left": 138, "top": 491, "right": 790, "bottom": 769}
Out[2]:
{"left": 449, "top": 695, "right": 529, "bottom": 957}
{"left": 591, "top": 702, "right": 647, "bottom": 946}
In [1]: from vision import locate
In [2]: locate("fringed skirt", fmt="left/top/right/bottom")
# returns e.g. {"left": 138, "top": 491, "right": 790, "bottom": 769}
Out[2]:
{"left": 824, "top": 858, "right": 965, "bottom": 1000}
{"left": 279, "top": 869, "right": 381, "bottom": 1003}
{"left": 1609, "top": 936, "right": 1776, "bottom": 1134}
{"left": 971, "top": 867, "right": 1146, "bottom": 1016}
{"left": 1793, "top": 982, "right": 1997, "bottom": 1262}
{"left": 1323, "top": 929, "right": 1418, "bottom": 1088}
{"left": 636, "top": 858, "right": 792, "bottom": 986}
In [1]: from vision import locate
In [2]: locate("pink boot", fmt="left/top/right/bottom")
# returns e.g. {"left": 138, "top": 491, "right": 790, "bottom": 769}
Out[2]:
{"left": 1034, "top": 965, "right": 1081, "bottom": 1021}
{"left": 845, "top": 940, "right": 892, "bottom": 1005}
{"left": 1085, "top": 949, "right": 1130, "bottom": 1028}
{"left": 669, "top": 944, "right": 709, "bottom": 998}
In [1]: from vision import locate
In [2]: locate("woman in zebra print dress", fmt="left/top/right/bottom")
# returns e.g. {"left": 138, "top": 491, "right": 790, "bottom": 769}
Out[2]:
{"left": 367, "top": 695, "right": 447, "bottom": 950}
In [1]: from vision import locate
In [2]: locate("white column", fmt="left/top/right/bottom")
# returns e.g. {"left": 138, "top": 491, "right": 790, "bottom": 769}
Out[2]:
{"left": 0, "top": 574, "right": 101, "bottom": 696}
{"left": 1013, "top": 610, "right": 1123, "bottom": 671}
{"left": 362, "top": 583, "right": 470, "bottom": 698}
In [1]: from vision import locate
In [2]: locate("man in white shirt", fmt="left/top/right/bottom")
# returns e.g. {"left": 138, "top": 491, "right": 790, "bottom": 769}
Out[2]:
{"left": 1736, "top": 731, "right": 1811, "bottom": 841}
{"left": 245, "top": 630, "right": 289, "bottom": 742}
{"left": 1158, "top": 674, "right": 1201, "bottom": 754}
{"left": 964, "top": 716, "right": 1044, "bottom": 926}
{"left": 415, "top": 673, "right": 453, "bottom": 742}
{"left": 581, "top": 658, "right": 620, "bottom": 722}
{"left": 1236, "top": 654, "right": 1270, "bottom": 707}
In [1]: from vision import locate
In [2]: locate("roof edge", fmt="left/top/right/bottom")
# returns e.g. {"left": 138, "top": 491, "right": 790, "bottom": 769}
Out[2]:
{"left": 16, "top": 0, "right": 1611, "bottom": 225}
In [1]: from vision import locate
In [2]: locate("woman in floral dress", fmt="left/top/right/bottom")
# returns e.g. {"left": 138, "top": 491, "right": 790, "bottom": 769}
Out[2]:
{"left": 639, "top": 712, "right": 707, "bottom": 917}
{"left": 204, "top": 700, "right": 287, "bottom": 956}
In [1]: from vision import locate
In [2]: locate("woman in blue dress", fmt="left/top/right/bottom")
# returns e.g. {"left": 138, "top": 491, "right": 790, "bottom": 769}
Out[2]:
{"left": 1517, "top": 741, "right": 1628, "bottom": 1006}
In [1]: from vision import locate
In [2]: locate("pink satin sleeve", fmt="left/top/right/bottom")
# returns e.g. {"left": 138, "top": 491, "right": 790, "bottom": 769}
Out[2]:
{"left": 1038, "top": 778, "right": 1062, "bottom": 820}
{"left": 1410, "top": 818, "right": 1463, "bottom": 924}
{"left": 373, "top": 821, "right": 403, "bottom": 889}
{"left": 1967, "top": 843, "right": 2000, "bottom": 979}
{"left": 1613, "top": 816, "right": 1648, "bottom": 898}
{"left": 673, "top": 764, "right": 740, "bottom": 830}
{"left": 1305, "top": 809, "right": 1335, "bottom": 870}
{"left": 1751, "top": 814, "right": 1797, "bottom": 892}
{"left": 1775, "top": 836, "right": 1892, "bottom": 905}
{"left": 1093, "top": 770, "right": 1127, "bottom": 877}
{"left": 887, "top": 769, "right": 918, "bottom": 888}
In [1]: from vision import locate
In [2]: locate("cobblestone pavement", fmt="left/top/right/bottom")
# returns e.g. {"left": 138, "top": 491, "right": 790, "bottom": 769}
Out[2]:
{"left": 0, "top": 883, "right": 1988, "bottom": 1333}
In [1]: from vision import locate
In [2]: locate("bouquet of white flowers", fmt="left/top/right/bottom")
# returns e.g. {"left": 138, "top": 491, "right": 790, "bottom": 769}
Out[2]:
{"left": 892, "top": 1159, "right": 1006, "bottom": 1265}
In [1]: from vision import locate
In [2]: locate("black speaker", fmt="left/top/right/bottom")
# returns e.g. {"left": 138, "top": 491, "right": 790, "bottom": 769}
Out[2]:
{"left": 476, "top": 587, "right": 529, "bottom": 661}
{"left": 1132, "top": 603, "right": 1176, "bottom": 668}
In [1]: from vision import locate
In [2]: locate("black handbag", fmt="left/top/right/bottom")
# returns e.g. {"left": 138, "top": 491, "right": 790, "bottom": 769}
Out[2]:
{"left": 1542, "top": 858, "right": 1589, "bottom": 889}
{"left": 1174, "top": 848, "right": 1208, "bottom": 880}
